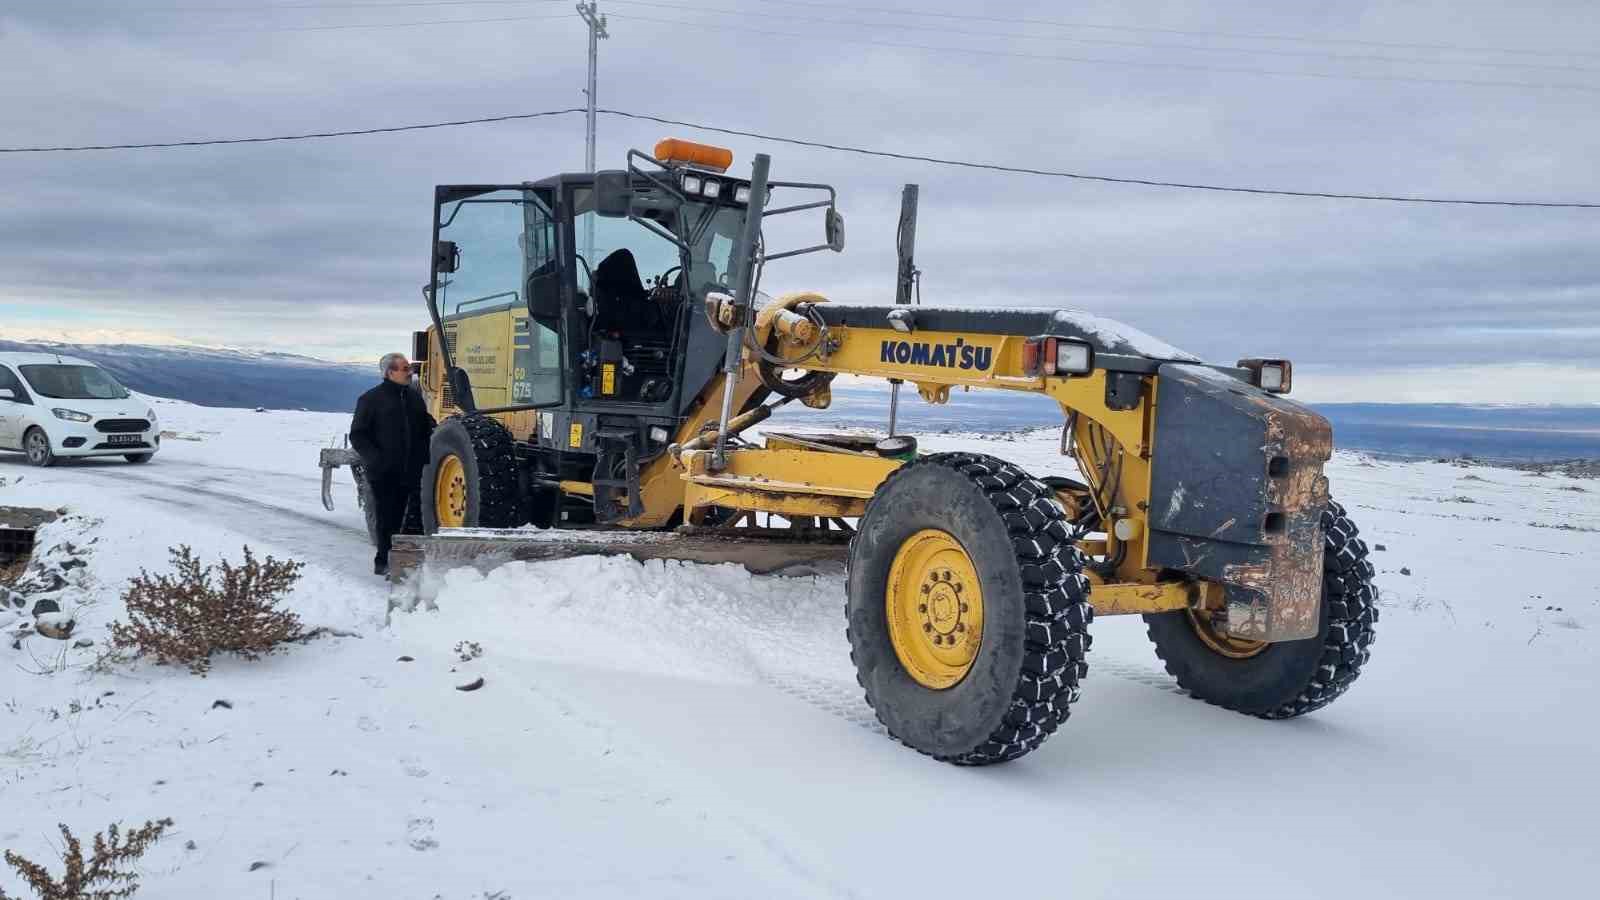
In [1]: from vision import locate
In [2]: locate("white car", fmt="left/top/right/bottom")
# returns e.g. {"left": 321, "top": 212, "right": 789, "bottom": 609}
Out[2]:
{"left": 0, "top": 352, "right": 160, "bottom": 466}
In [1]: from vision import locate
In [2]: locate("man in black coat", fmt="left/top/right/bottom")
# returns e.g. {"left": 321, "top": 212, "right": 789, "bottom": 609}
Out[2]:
{"left": 349, "top": 352, "right": 436, "bottom": 575}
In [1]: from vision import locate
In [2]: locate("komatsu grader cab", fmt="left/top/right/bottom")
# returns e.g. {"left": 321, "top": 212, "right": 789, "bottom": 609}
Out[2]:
{"left": 321, "top": 139, "right": 1378, "bottom": 765}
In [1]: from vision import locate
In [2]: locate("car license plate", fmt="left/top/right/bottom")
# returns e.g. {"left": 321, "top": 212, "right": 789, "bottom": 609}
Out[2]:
{"left": 108, "top": 434, "right": 141, "bottom": 445}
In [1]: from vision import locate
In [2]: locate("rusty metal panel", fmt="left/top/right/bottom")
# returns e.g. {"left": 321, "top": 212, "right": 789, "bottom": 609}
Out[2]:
{"left": 1145, "top": 365, "right": 1332, "bottom": 641}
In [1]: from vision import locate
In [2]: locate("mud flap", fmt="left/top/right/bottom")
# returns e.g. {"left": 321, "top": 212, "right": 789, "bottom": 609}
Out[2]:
{"left": 1145, "top": 365, "right": 1332, "bottom": 642}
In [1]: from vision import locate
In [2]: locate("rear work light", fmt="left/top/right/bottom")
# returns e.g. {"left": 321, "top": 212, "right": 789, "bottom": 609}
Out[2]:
{"left": 1237, "top": 358, "right": 1293, "bottom": 394}
{"left": 1022, "top": 336, "right": 1095, "bottom": 377}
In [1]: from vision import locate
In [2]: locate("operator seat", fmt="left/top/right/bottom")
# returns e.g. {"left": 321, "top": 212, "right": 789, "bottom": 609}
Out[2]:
{"left": 592, "top": 248, "right": 664, "bottom": 335}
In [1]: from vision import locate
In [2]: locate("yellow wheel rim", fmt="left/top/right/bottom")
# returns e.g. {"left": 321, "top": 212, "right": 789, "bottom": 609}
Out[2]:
{"left": 434, "top": 454, "right": 468, "bottom": 528}
{"left": 1186, "top": 609, "right": 1269, "bottom": 659}
{"left": 886, "top": 529, "right": 984, "bottom": 690}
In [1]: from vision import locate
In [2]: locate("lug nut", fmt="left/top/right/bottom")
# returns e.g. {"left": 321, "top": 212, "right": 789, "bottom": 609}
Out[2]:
{"left": 956, "top": 623, "right": 965, "bottom": 632}
{"left": 918, "top": 603, "right": 928, "bottom": 613}
{"left": 923, "top": 623, "right": 932, "bottom": 633}
{"left": 960, "top": 602, "right": 969, "bottom": 612}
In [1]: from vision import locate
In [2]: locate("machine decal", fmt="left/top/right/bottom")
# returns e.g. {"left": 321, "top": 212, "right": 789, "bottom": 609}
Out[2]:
{"left": 879, "top": 337, "right": 993, "bottom": 372}
{"left": 569, "top": 422, "right": 583, "bottom": 448}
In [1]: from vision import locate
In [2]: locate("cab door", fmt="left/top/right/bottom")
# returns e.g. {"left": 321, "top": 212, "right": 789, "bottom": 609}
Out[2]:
{"left": 430, "top": 185, "right": 564, "bottom": 413}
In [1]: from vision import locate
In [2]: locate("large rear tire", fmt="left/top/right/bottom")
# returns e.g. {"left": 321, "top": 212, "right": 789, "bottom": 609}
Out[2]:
{"left": 420, "top": 415, "right": 522, "bottom": 533}
{"left": 847, "top": 453, "right": 1092, "bottom": 765}
{"left": 1143, "top": 499, "right": 1378, "bottom": 718}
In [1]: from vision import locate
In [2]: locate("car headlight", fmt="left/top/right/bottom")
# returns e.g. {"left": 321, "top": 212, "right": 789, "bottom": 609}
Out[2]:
{"left": 52, "top": 408, "right": 92, "bottom": 422}
{"left": 701, "top": 178, "right": 721, "bottom": 199}
{"left": 681, "top": 174, "right": 702, "bottom": 196}
{"left": 733, "top": 183, "right": 750, "bottom": 204}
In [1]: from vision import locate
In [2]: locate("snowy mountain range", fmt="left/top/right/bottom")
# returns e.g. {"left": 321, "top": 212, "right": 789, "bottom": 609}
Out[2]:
{"left": 0, "top": 338, "right": 373, "bottom": 413}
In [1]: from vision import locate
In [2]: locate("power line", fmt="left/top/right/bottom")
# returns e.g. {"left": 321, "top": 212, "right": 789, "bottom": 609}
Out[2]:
{"left": 598, "top": 109, "right": 1600, "bottom": 207}
{"left": 597, "top": 0, "right": 1600, "bottom": 74}
{"left": 2, "top": 106, "right": 1595, "bottom": 208}
{"left": 0, "top": 108, "right": 586, "bottom": 152}
{"left": 737, "top": 0, "right": 1600, "bottom": 62}
{"left": 92, "top": 0, "right": 1600, "bottom": 61}
{"left": 150, "top": 12, "right": 568, "bottom": 33}
{"left": 604, "top": 12, "right": 1600, "bottom": 94}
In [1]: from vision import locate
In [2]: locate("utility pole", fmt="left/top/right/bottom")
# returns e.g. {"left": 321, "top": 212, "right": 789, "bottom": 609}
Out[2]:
{"left": 576, "top": 1, "right": 608, "bottom": 260}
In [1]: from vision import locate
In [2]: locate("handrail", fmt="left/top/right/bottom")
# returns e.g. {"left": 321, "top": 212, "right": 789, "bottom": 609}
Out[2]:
{"left": 453, "top": 290, "right": 519, "bottom": 314}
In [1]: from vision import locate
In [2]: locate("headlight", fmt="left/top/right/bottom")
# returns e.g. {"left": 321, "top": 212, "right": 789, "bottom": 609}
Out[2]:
{"left": 733, "top": 183, "right": 750, "bottom": 204}
{"left": 52, "top": 408, "right": 92, "bottom": 422}
{"left": 681, "top": 174, "right": 702, "bottom": 196}
{"left": 701, "top": 178, "right": 721, "bottom": 199}
{"left": 1237, "top": 358, "right": 1292, "bottom": 394}
{"left": 1022, "top": 336, "right": 1095, "bottom": 377}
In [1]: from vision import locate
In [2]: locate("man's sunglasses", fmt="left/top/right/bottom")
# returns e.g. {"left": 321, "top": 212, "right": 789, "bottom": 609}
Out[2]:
{"left": 389, "top": 362, "right": 411, "bottom": 372}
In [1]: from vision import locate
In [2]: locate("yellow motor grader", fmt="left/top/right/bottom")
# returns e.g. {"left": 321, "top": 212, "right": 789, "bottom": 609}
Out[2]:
{"left": 320, "top": 139, "right": 1377, "bottom": 764}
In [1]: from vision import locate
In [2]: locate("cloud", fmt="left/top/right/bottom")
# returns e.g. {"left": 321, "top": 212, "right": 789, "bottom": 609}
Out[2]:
{"left": 1, "top": 0, "right": 1597, "bottom": 400}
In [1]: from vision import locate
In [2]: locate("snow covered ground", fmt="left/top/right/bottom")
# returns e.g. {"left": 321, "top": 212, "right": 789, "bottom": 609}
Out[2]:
{"left": 2, "top": 397, "right": 1597, "bottom": 898}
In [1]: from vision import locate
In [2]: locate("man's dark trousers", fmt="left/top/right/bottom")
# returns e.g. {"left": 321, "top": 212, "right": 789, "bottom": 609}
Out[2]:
{"left": 371, "top": 472, "right": 421, "bottom": 565}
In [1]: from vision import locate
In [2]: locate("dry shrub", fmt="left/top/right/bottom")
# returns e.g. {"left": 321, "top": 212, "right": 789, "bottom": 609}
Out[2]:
{"left": 1, "top": 818, "right": 172, "bottom": 900}
{"left": 0, "top": 559, "right": 23, "bottom": 589}
{"left": 108, "top": 545, "right": 305, "bottom": 675}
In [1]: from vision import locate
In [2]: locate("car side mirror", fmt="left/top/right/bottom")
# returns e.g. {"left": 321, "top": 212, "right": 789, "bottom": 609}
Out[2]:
{"left": 529, "top": 269, "right": 562, "bottom": 321}
{"left": 826, "top": 208, "right": 846, "bottom": 252}
{"left": 594, "top": 171, "right": 633, "bottom": 218}
{"left": 434, "top": 240, "right": 460, "bottom": 274}
{"left": 0, "top": 388, "right": 14, "bottom": 400}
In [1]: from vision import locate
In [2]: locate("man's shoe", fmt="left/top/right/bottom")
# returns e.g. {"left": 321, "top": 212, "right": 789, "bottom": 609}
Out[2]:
{"left": 374, "top": 559, "right": 389, "bottom": 577}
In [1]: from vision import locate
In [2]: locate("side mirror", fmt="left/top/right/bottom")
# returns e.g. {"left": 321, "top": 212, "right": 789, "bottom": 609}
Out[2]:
{"left": 594, "top": 171, "right": 633, "bottom": 218}
{"left": 448, "top": 366, "right": 476, "bottom": 413}
{"left": 434, "top": 240, "right": 460, "bottom": 274}
{"left": 529, "top": 269, "right": 562, "bottom": 321}
{"left": 0, "top": 388, "right": 14, "bottom": 400}
{"left": 825, "top": 208, "right": 846, "bottom": 253}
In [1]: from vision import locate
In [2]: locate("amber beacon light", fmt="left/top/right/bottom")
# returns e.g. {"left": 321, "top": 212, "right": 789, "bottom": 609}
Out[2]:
{"left": 654, "top": 138, "right": 734, "bottom": 172}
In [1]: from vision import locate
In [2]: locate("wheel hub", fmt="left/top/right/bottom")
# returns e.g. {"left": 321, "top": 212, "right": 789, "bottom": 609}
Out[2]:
{"left": 434, "top": 454, "right": 468, "bottom": 528}
{"left": 886, "top": 529, "right": 984, "bottom": 690}
{"left": 1186, "top": 608, "right": 1269, "bottom": 659}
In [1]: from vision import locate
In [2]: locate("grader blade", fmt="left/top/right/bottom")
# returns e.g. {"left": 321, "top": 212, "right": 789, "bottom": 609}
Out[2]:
{"left": 387, "top": 527, "right": 849, "bottom": 585}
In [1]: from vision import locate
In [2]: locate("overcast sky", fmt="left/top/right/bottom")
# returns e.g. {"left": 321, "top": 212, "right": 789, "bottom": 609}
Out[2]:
{"left": 2, "top": 0, "right": 1597, "bottom": 402}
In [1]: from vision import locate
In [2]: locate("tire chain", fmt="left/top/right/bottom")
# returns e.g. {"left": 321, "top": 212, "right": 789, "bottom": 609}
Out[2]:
{"left": 455, "top": 414, "right": 523, "bottom": 528}
{"left": 1143, "top": 498, "right": 1379, "bottom": 718}
{"left": 848, "top": 452, "right": 1094, "bottom": 766}
{"left": 1260, "top": 499, "right": 1379, "bottom": 718}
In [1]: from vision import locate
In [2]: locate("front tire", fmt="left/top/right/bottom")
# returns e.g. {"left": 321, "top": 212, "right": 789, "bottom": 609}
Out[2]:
{"left": 23, "top": 427, "right": 55, "bottom": 467}
{"left": 1143, "top": 500, "right": 1378, "bottom": 718}
{"left": 847, "top": 453, "right": 1092, "bottom": 765}
{"left": 420, "top": 415, "right": 522, "bottom": 533}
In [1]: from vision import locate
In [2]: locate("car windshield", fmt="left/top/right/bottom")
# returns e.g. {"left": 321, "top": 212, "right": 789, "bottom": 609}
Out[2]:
{"left": 19, "top": 364, "right": 131, "bottom": 400}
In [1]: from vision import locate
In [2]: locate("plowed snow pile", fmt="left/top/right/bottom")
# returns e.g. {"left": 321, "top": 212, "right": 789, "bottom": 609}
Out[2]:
{"left": 2, "top": 399, "right": 1596, "bottom": 899}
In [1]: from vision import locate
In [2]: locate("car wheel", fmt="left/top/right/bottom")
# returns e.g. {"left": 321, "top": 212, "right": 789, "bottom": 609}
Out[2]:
{"left": 23, "top": 427, "right": 56, "bottom": 467}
